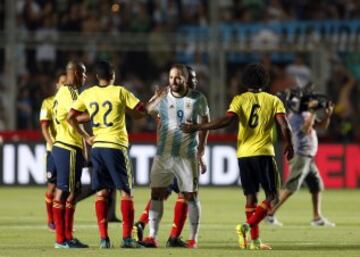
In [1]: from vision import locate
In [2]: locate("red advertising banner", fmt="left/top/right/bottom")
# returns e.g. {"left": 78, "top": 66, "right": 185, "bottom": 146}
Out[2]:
{"left": 283, "top": 144, "right": 360, "bottom": 188}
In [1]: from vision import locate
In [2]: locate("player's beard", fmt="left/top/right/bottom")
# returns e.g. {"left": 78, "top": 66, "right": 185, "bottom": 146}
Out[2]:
{"left": 170, "top": 82, "right": 186, "bottom": 96}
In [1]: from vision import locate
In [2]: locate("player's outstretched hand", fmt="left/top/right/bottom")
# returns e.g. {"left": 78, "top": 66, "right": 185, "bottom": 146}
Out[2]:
{"left": 180, "top": 123, "right": 199, "bottom": 133}
{"left": 154, "top": 85, "right": 169, "bottom": 98}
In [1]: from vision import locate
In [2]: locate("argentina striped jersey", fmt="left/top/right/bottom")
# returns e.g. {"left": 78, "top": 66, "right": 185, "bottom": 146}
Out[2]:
{"left": 154, "top": 89, "right": 209, "bottom": 158}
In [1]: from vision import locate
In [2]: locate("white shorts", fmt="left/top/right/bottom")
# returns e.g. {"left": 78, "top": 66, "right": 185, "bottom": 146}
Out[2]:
{"left": 150, "top": 155, "right": 199, "bottom": 192}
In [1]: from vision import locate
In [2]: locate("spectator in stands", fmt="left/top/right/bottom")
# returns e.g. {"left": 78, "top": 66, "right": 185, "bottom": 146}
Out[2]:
{"left": 286, "top": 54, "right": 312, "bottom": 88}
{"left": 16, "top": 88, "right": 33, "bottom": 129}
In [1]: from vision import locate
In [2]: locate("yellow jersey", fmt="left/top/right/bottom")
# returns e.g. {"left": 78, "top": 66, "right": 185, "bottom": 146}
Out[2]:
{"left": 72, "top": 85, "right": 140, "bottom": 149}
{"left": 228, "top": 91, "right": 285, "bottom": 158}
{"left": 53, "top": 85, "right": 84, "bottom": 149}
{"left": 39, "top": 96, "right": 56, "bottom": 151}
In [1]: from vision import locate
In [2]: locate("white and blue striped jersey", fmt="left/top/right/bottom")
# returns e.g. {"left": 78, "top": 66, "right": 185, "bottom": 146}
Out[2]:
{"left": 153, "top": 89, "right": 209, "bottom": 158}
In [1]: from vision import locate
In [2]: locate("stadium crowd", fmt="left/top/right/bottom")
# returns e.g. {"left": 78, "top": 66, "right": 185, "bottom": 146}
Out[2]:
{"left": 0, "top": 0, "right": 359, "bottom": 141}
{"left": 12, "top": 0, "right": 360, "bottom": 33}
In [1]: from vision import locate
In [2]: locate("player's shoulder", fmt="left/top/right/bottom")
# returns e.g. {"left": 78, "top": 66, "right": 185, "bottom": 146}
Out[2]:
{"left": 260, "top": 92, "right": 282, "bottom": 103}
{"left": 42, "top": 95, "right": 55, "bottom": 104}
{"left": 57, "top": 84, "right": 72, "bottom": 95}
{"left": 57, "top": 85, "right": 78, "bottom": 100}
{"left": 78, "top": 85, "right": 95, "bottom": 96}
{"left": 105, "top": 84, "right": 132, "bottom": 95}
{"left": 231, "top": 93, "right": 244, "bottom": 102}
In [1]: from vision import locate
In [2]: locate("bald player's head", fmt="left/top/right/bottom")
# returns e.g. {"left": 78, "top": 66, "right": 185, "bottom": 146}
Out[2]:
{"left": 66, "top": 61, "right": 87, "bottom": 88}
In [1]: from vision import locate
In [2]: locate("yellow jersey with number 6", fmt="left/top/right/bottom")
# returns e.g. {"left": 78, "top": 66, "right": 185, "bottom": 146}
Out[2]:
{"left": 72, "top": 85, "right": 140, "bottom": 149}
{"left": 228, "top": 91, "right": 285, "bottom": 158}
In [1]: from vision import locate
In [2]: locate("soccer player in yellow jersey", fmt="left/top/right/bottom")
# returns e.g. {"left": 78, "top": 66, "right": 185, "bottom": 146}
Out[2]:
{"left": 68, "top": 60, "right": 145, "bottom": 249}
{"left": 52, "top": 61, "right": 89, "bottom": 249}
{"left": 40, "top": 72, "right": 66, "bottom": 232}
{"left": 181, "top": 64, "right": 294, "bottom": 250}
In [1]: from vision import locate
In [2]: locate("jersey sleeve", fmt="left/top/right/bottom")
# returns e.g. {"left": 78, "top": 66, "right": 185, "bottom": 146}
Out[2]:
{"left": 121, "top": 87, "right": 140, "bottom": 109}
{"left": 198, "top": 94, "right": 209, "bottom": 117}
{"left": 71, "top": 93, "right": 87, "bottom": 112}
{"left": 274, "top": 97, "right": 286, "bottom": 115}
{"left": 39, "top": 100, "right": 51, "bottom": 121}
{"left": 227, "top": 96, "right": 241, "bottom": 116}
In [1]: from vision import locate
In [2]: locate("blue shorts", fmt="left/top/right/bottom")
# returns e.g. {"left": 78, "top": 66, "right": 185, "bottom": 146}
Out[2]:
{"left": 46, "top": 151, "right": 57, "bottom": 184}
{"left": 91, "top": 147, "right": 134, "bottom": 194}
{"left": 52, "top": 145, "right": 84, "bottom": 193}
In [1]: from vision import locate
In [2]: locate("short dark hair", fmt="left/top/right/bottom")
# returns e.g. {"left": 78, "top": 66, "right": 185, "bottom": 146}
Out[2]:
{"left": 95, "top": 60, "right": 114, "bottom": 80}
{"left": 186, "top": 65, "right": 198, "bottom": 89}
{"left": 66, "top": 61, "right": 86, "bottom": 73}
{"left": 171, "top": 63, "right": 189, "bottom": 81}
{"left": 241, "top": 63, "right": 269, "bottom": 90}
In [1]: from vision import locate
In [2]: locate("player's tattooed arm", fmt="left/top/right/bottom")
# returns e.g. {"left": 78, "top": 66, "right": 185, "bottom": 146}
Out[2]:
{"left": 181, "top": 112, "right": 237, "bottom": 133}
{"left": 275, "top": 113, "right": 294, "bottom": 160}
{"left": 67, "top": 109, "right": 94, "bottom": 145}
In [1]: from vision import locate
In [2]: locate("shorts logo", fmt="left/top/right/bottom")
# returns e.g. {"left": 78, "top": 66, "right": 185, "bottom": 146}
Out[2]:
{"left": 47, "top": 172, "right": 52, "bottom": 179}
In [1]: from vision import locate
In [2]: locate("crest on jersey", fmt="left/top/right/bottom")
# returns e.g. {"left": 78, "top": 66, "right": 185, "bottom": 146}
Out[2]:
{"left": 185, "top": 102, "right": 191, "bottom": 109}
{"left": 169, "top": 105, "right": 175, "bottom": 109}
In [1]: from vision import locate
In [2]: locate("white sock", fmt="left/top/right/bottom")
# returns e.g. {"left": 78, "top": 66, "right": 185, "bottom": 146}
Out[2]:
{"left": 149, "top": 200, "right": 163, "bottom": 238}
{"left": 188, "top": 197, "right": 201, "bottom": 241}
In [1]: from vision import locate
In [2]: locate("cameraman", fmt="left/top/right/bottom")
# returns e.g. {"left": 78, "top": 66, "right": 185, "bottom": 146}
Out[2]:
{"left": 266, "top": 99, "right": 335, "bottom": 226}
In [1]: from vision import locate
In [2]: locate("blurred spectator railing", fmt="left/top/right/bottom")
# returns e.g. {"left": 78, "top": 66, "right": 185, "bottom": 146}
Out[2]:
{"left": 1, "top": 20, "right": 360, "bottom": 51}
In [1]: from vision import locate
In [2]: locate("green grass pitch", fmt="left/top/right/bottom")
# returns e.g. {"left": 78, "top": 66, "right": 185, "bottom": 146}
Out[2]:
{"left": 0, "top": 187, "right": 359, "bottom": 257}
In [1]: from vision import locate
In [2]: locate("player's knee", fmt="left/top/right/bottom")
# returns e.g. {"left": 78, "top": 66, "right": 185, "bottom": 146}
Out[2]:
{"left": 151, "top": 188, "right": 167, "bottom": 200}
{"left": 183, "top": 192, "right": 197, "bottom": 202}
{"left": 47, "top": 183, "right": 56, "bottom": 194}
{"left": 164, "top": 191, "right": 172, "bottom": 200}
{"left": 120, "top": 190, "right": 133, "bottom": 199}
{"left": 67, "top": 192, "right": 76, "bottom": 203}
{"left": 55, "top": 188, "right": 68, "bottom": 201}
{"left": 97, "top": 189, "right": 110, "bottom": 198}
